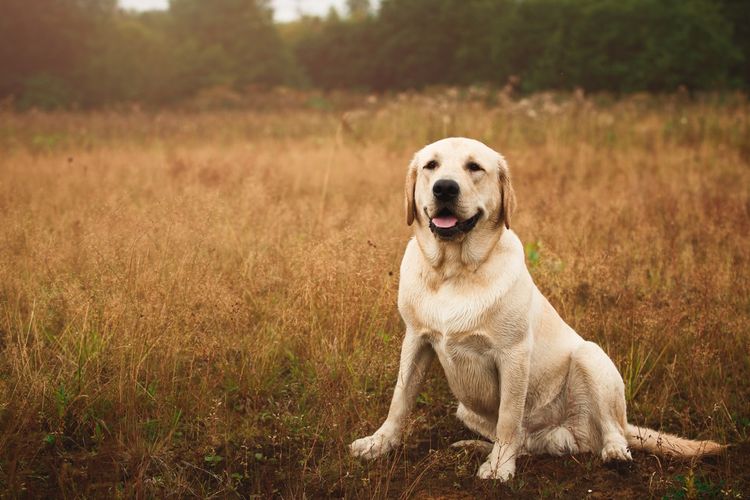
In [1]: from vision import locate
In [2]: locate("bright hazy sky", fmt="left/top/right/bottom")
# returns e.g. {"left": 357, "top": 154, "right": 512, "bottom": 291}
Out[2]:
{"left": 118, "top": 0, "right": 352, "bottom": 22}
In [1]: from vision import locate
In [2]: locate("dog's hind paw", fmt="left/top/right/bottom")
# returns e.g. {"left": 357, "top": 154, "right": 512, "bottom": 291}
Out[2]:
{"left": 601, "top": 441, "right": 632, "bottom": 462}
{"left": 450, "top": 440, "right": 494, "bottom": 454}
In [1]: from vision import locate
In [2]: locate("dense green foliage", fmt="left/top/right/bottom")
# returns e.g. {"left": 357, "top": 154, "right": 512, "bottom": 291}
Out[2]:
{"left": 1, "top": 0, "right": 748, "bottom": 108}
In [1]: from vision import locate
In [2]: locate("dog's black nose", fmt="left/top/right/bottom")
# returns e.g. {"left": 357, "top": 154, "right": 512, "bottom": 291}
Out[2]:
{"left": 432, "top": 179, "right": 460, "bottom": 201}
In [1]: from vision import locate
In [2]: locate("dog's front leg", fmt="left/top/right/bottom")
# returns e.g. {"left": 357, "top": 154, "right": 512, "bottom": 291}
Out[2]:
{"left": 477, "top": 344, "right": 531, "bottom": 480}
{"left": 350, "top": 330, "right": 434, "bottom": 460}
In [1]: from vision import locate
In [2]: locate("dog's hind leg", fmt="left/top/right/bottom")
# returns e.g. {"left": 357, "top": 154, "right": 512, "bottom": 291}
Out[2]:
{"left": 567, "top": 341, "right": 632, "bottom": 462}
{"left": 525, "top": 425, "right": 580, "bottom": 456}
{"left": 455, "top": 403, "right": 496, "bottom": 439}
{"left": 451, "top": 403, "right": 495, "bottom": 453}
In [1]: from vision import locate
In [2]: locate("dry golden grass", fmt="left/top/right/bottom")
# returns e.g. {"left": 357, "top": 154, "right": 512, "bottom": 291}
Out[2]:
{"left": 0, "top": 91, "right": 748, "bottom": 497}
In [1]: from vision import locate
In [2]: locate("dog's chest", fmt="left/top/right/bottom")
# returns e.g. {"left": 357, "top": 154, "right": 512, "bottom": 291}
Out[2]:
{"left": 400, "top": 274, "right": 506, "bottom": 362}
{"left": 409, "top": 284, "right": 501, "bottom": 414}
{"left": 408, "top": 281, "right": 491, "bottom": 336}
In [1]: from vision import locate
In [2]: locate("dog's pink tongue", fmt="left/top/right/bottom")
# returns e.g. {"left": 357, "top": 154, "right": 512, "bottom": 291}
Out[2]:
{"left": 432, "top": 215, "right": 458, "bottom": 228}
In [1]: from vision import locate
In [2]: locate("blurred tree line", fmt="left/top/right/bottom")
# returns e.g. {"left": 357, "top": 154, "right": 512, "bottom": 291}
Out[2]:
{"left": 0, "top": 0, "right": 747, "bottom": 108}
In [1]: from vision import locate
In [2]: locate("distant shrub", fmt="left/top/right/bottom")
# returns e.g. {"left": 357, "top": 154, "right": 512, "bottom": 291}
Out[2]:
{"left": 18, "top": 74, "right": 72, "bottom": 110}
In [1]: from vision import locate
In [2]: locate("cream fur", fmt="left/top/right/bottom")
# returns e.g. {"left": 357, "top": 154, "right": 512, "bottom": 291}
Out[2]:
{"left": 350, "top": 137, "right": 724, "bottom": 480}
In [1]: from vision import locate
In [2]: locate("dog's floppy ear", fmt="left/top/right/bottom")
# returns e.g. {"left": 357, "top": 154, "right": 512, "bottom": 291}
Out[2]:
{"left": 498, "top": 157, "right": 516, "bottom": 229}
{"left": 405, "top": 155, "right": 418, "bottom": 226}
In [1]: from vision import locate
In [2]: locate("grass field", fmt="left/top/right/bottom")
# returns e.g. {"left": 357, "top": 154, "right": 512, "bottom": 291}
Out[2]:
{"left": 0, "top": 91, "right": 749, "bottom": 498}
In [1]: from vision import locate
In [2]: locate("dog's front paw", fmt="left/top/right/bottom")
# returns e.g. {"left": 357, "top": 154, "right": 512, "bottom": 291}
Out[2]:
{"left": 477, "top": 443, "right": 517, "bottom": 481}
{"left": 477, "top": 457, "right": 515, "bottom": 481}
{"left": 350, "top": 432, "right": 398, "bottom": 460}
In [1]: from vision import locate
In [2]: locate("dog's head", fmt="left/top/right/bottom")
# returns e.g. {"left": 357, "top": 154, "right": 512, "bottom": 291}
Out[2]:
{"left": 405, "top": 138, "right": 515, "bottom": 242}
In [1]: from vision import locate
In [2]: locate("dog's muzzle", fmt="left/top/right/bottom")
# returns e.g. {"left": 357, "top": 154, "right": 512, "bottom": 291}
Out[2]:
{"left": 427, "top": 208, "right": 482, "bottom": 240}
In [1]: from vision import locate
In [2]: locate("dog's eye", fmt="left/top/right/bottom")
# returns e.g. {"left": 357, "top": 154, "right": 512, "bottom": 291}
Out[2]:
{"left": 466, "top": 162, "right": 483, "bottom": 172}
{"left": 424, "top": 160, "right": 439, "bottom": 170}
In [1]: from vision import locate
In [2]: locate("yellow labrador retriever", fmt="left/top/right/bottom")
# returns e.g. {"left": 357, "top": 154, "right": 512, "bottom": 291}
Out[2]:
{"left": 350, "top": 137, "right": 723, "bottom": 480}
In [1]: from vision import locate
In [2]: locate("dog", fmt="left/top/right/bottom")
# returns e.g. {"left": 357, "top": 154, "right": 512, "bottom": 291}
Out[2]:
{"left": 350, "top": 137, "right": 724, "bottom": 480}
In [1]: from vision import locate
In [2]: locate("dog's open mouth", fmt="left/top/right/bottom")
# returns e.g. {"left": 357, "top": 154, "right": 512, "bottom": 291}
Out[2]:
{"left": 428, "top": 208, "right": 482, "bottom": 239}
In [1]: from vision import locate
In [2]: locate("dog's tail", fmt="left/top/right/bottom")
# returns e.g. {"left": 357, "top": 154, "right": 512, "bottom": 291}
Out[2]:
{"left": 626, "top": 424, "right": 726, "bottom": 457}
